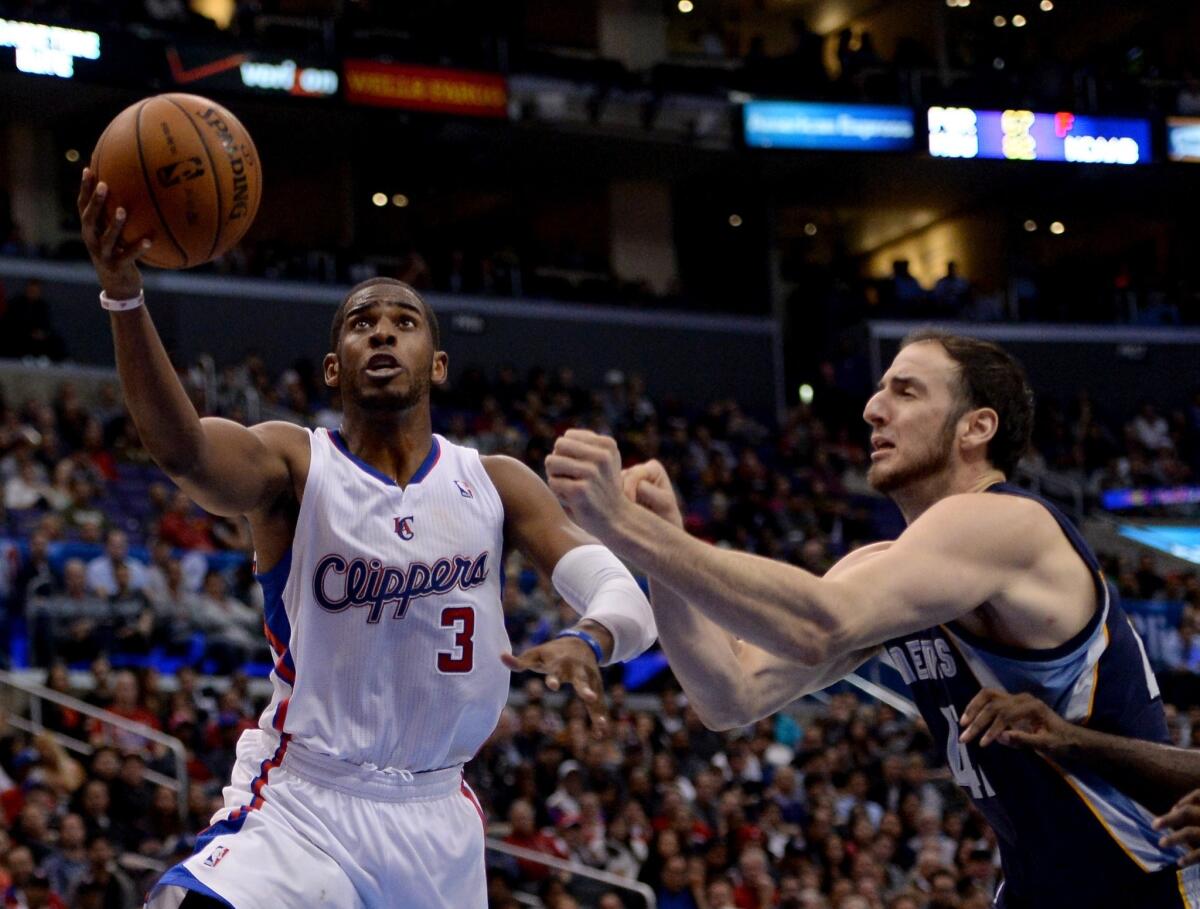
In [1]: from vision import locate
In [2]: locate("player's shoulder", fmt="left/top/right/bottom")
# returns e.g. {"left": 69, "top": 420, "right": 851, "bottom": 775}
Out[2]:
{"left": 909, "top": 489, "right": 1059, "bottom": 554}
{"left": 479, "top": 453, "right": 537, "bottom": 488}
{"left": 248, "top": 419, "right": 311, "bottom": 453}
{"left": 479, "top": 454, "right": 553, "bottom": 511}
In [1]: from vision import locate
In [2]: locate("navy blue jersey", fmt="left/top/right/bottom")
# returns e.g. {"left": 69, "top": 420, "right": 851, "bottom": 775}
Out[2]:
{"left": 884, "top": 484, "right": 1200, "bottom": 908}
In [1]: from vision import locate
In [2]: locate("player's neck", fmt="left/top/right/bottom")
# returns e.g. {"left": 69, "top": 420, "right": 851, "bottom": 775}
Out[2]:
{"left": 893, "top": 464, "right": 1006, "bottom": 524}
{"left": 339, "top": 407, "right": 435, "bottom": 487}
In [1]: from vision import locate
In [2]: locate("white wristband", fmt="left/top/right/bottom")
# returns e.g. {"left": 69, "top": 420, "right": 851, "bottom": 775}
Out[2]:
{"left": 99, "top": 290, "right": 145, "bottom": 311}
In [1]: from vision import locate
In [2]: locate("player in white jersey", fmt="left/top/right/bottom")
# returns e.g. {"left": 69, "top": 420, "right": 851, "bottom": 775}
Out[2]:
{"left": 77, "top": 170, "right": 658, "bottom": 909}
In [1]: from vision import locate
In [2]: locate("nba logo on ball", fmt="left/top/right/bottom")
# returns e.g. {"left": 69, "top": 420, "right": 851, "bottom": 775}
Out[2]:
{"left": 394, "top": 516, "right": 415, "bottom": 540}
{"left": 203, "top": 845, "right": 229, "bottom": 868}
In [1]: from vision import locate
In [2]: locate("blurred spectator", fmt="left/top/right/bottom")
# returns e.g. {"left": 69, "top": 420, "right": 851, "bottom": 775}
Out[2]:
{"left": 28, "top": 559, "right": 108, "bottom": 665}
{"left": 68, "top": 836, "right": 135, "bottom": 908}
{"left": 157, "top": 492, "right": 214, "bottom": 552}
{"left": 40, "top": 814, "right": 87, "bottom": 901}
{"left": 932, "top": 263, "right": 970, "bottom": 315}
{"left": 887, "top": 261, "right": 926, "bottom": 314}
{"left": 194, "top": 571, "right": 262, "bottom": 671}
{"left": 87, "top": 672, "right": 160, "bottom": 754}
{"left": 85, "top": 531, "right": 146, "bottom": 597}
{"left": 0, "top": 280, "right": 65, "bottom": 361}
{"left": 503, "top": 798, "right": 567, "bottom": 883}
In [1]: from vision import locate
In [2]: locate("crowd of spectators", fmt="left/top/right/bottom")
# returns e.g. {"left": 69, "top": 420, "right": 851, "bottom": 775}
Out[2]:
{"left": 2, "top": 343, "right": 1200, "bottom": 905}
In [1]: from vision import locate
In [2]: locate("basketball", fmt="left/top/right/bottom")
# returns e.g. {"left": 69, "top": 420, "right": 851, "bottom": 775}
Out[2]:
{"left": 89, "top": 93, "right": 262, "bottom": 270}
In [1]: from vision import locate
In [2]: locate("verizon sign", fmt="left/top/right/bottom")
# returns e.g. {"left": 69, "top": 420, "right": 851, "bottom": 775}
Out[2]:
{"left": 239, "top": 59, "right": 337, "bottom": 96}
{"left": 166, "top": 46, "right": 337, "bottom": 98}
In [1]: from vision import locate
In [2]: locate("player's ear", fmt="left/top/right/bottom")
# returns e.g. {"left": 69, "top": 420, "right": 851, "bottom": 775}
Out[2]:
{"left": 431, "top": 350, "right": 449, "bottom": 387}
{"left": 961, "top": 407, "right": 999, "bottom": 455}
{"left": 323, "top": 351, "right": 339, "bottom": 389}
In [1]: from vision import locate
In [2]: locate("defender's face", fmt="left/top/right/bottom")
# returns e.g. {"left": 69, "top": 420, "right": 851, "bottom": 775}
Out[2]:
{"left": 862, "top": 341, "right": 963, "bottom": 493}
{"left": 325, "top": 286, "right": 446, "bottom": 411}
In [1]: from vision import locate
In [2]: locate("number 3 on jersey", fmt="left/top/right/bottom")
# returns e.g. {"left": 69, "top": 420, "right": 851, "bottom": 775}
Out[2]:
{"left": 438, "top": 606, "right": 475, "bottom": 673}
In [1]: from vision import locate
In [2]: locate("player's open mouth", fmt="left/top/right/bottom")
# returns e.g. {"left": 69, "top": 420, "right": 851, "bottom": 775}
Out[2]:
{"left": 870, "top": 437, "right": 895, "bottom": 460}
{"left": 365, "top": 354, "right": 403, "bottom": 378}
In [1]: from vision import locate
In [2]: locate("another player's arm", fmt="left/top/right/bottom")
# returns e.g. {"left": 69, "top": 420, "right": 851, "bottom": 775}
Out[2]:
{"left": 621, "top": 460, "right": 876, "bottom": 729}
{"left": 79, "top": 169, "right": 302, "bottom": 517}
{"left": 483, "top": 455, "right": 657, "bottom": 728}
{"left": 547, "top": 431, "right": 1042, "bottom": 666}
{"left": 960, "top": 689, "right": 1200, "bottom": 820}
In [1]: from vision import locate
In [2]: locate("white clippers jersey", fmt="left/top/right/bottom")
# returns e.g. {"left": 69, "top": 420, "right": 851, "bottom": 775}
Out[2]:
{"left": 255, "top": 428, "right": 510, "bottom": 773}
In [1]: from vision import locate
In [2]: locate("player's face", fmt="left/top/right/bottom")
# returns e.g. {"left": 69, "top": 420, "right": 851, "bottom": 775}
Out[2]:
{"left": 325, "top": 287, "right": 446, "bottom": 412}
{"left": 862, "top": 341, "right": 964, "bottom": 494}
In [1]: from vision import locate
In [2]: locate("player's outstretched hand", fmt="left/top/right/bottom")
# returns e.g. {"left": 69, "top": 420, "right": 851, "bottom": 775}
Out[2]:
{"left": 502, "top": 638, "right": 610, "bottom": 735}
{"left": 1154, "top": 790, "right": 1200, "bottom": 866}
{"left": 545, "top": 429, "right": 628, "bottom": 537}
{"left": 78, "top": 167, "right": 151, "bottom": 300}
{"left": 958, "top": 688, "right": 1078, "bottom": 755}
{"left": 620, "top": 460, "right": 684, "bottom": 528}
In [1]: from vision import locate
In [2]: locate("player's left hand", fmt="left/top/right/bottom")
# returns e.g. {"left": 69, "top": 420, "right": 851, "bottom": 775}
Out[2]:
{"left": 502, "top": 637, "right": 610, "bottom": 735}
{"left": 958, "top": 688, "right": 1078, "bottom": 755}
{"left": 1154, "top": 790, "right": 1200, "bottom": 866}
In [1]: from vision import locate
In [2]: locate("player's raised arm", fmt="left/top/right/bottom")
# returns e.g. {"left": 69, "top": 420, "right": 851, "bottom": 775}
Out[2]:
{"left": 545, "top": 430, "right": 1054, "bottom": 666}
{"left": 619, "top": 460, "right": 879, "bottom": 730}
{"left": 79, "top": 169, "right": 302, "bottom": 517}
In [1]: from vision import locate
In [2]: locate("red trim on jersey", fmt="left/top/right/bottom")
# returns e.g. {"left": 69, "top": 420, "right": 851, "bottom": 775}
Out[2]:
{"left": 272, "top": 697, "right": 290, "bottom": 732}
{"left": 249, "top": 733, "right": 292, "bottom": 809}
{"left": 461, "top": 780, "right": 486, "bottom": 830}
{"left": 262, "top": 622, "right": 297, "bottom": 685}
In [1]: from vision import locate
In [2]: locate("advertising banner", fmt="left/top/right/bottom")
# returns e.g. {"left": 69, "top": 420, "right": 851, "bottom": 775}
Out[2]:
{"left": 743, "top": 101, "right": 915, "bottom": 151}
{"left": 166, "top": 45, "right": 338, "bottom": 98}
{"left": 343, "top": 60, "right": 507, "bottom": 117}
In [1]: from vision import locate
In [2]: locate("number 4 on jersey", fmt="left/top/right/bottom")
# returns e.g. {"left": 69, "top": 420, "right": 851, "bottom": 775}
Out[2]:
{"left": 939, "top": 705, "right": 996, "bottom": 799}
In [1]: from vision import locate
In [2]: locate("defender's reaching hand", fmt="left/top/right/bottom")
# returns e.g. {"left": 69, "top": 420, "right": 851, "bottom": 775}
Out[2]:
{"left": 544, "top": 429, "right": 629, "bottom": 537}
{"left": 621, "top": 459, "right": 684, "bottom": 528}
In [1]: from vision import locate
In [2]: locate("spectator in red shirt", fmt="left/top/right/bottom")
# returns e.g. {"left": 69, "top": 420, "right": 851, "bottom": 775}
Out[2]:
{"left": 502, "top": 799, "right": 566, "bottom": 882}
{"left": 87, "top": 672, "right": 160, "bottom": 755}
{"left": 157, "top": 490, "right": 214, "bottom": 551}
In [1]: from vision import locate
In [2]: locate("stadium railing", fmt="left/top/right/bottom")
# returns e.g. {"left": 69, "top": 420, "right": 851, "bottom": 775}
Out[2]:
{"left": 484, "top": 837, "right": 658, "bottom": 909}
{"left": 0, "top": 669, "right": 189, "bottom": 822}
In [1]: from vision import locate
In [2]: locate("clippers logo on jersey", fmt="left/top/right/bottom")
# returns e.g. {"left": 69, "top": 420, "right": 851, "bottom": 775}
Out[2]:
{"left": 394, "top": 515, "right": 415, "bottom": 540}
{"left": 202, "top": 845, "right": 230, "bottom": 868}
{"left": 454, "top": 479, "right": 474, "bottom": 499}
{"left": 312, "top": 552, "right": 490, "bottom": 623}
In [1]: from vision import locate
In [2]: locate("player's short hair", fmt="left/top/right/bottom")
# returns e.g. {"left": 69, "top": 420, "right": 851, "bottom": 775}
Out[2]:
{"left": 329, "top": 278, "right": 440, "bottom": 353}
{"left": 901, "top": 328, "right": 1034, "bottom": 475}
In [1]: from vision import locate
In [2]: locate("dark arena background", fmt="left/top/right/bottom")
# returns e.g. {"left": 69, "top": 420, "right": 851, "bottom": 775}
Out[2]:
{"left": 3, "top": 2, "right": 1200, "bottom": 907}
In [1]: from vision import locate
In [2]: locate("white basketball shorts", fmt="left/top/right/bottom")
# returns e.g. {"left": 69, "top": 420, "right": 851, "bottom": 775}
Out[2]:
{"left": 146, "top": 730, "right": 487, "bottom": 909}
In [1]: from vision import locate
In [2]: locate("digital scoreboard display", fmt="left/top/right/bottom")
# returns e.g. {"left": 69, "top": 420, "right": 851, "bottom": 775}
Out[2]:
{"left": 928, "top": 107, "right": 1151, "bottom": 164}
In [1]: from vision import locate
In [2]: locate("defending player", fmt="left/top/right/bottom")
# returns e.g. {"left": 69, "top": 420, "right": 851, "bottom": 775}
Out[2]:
{"left": 546, "top": 330, "right": 1197, "bottom": 907}
{"left": 960, "top": 687, "right": 1200, "bottom": 868}
{"left": 76, "top": 169, "right": 658, "bottom": 909}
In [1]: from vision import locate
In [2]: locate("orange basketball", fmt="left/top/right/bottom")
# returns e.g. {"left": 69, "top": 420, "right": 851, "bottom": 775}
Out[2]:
{"left": 89, "top": 93, "right": 263, "bottom": 270}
